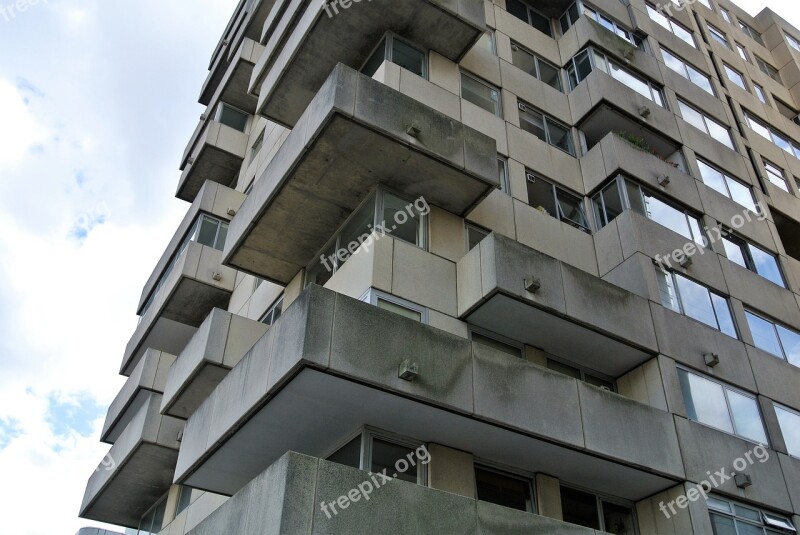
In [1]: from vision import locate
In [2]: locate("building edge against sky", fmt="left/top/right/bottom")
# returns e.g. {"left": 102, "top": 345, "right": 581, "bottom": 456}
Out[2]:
{"left": 78, "top": 0, "right": 800, "bottom": 533}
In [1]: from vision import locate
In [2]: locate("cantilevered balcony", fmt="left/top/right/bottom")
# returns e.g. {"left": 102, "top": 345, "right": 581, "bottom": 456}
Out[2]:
{"left": 199, "top": 37, "right": 264, "bottom": 115}
{"left": 190, "top": 451, "right": 630, "bottom": 534}
{"left": 123, "top": 183, "right": 243, "bottom": 375}
{"left": 458, "top": 233, "right": 658, "bottom": 377}
{"left": 251, "top": 0, "right": 486, "bottom": 127}
{"left": 79, "top": 393, "right": 183, "bottom": 528}
{"left": 173, "top": 285, "right": 683, "bottom": 499}
{"left": 225, "top": 64, "right": 498, "bottom": 284}
{"left": 161, "top": 308, "right": 268, "bottom": 419}
{"left": 101, "top": 349, "right": 175, "bottom": 444}
{"left": 177, "top": 107, "right": 250, "bottom": 202}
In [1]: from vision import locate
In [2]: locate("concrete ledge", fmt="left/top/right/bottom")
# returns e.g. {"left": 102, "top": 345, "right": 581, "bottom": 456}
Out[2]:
{"left": 457, "top": 232, "right": 658, "bottom": 376}
{"left": 161, "top": 308, "right": 269, "bottom": 419}
{"left": 252, "top": 0, "right": 486, "bottom": 127}
{"left": 174, "top": 285, "right": 681, "bottom": 499}
{"left": 200, "top": 37, "right": 264, "bottom": 114}
{"left": 225, "top": 63, "right": 498, "bottom": 284}
{"left": 101, "top": 349, "right": 176, "bottom": 444}
{"left": 79, "top": 393, "right": 183, "bottom": 528}
{"left": 188, "top": 451, "right": 605, "bottom": 534}
{"left": 121, "top": 242, "right": 236, "bottom": 375}
{"left": 177, "top": 121, "right": 249, "bottom": 203}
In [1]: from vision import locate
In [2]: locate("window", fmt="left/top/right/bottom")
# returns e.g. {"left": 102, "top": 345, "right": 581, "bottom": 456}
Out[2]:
{"left": 567, "top": 48, "right": 666, "bottom": 106}
{"left": 506, "top": 0, "right": 552, "bottom": 37}
{"left": 306, "top": 188, "right": 427, "bottom": 287}
{"left": 736, "top": 43, "right": 750, "bottom": 63}
{"left": 362, "top": 34, "right": 426, "bottom": 78}
{"left": 720, "top": 8, "right": 731, "bottom": 24}
{"left": 260, "top": 294, "right": 284, "bottom": 326}
{"left": 775, "top": 404, "right": 800, "bottom": 458}
{"left": 497, "top": 157, "right": 509, "bottom": 193}
{"left": 679, "top": 100, "right": 735, "bottom": 150}
{"left": 547, "top": 358, "right": 615, "bottom": 390}
{"left": 475, "top": 466, "right": 534, "bottom": 512}
{"left": 722, "top": 234, "right": 785, "bottom": 287}
{"left": 723, "top": 63, "right": 747, "bottom": 91}
{"left": 217, "top": 103, "right": 249, "bottom": 133}
{"left": 661, "top": 48, "right": 714, "bottom": 94}
{"left": 592, "top": 178, "right": 625, "bottom": 228}
{"left": 527, "top": 173, "right": 589, "bottom": 232}
{"left": 763, "top": 160, "right": 790, "bottom": 192}
{"left": 707, "top": 23, "right": 731, "bottom": 48}
{"left": 775, "top": 98, "right": 799, "bottom": 124}
{"left": 787, "top": 33, "right": 800, "bottom": 52}
{"left": 756, "top": 56, "right": 781, "bottom": 83}
{"left": 631, "top": 180, "right": 705, "bottom": 243}
{"left": 678, "top": 368, "right": 767, "bottom": 443}
{"left": 560, "top": 486, "right": 636, "bottom": 534}
{"left": 327, "top": 428, "right": 427, "bottom": 485}
{"left": 745, "top": 112, "right": 800, "bottom": 159}
{"left": 657, "top": 270, "right": 737, "bottom": 337}
{"left": 362, "top": 289, "right": 427, "bottom": 323}
{"left": 646, "top": 4, "right": 696, "bottom": 47}
{"left": 708, "top": 496, "right": 796, "bottom": 535}
{"left": 137, "top": 496, "right": 167, "bottom": 535}
{"left": 466, "top": 223, "right": 490, "bottom": 251}
{"left": 753, "top": 83, "right": 767, "bottom": 104}
{"left": 461, "top": 72, "right": 502, "bottom": 116}
{"left": 561, "top": 2, "right": 645, "bottom": 48}
{"left": 518, "top": 103, "right": 575, "bottom": 155}
{"left": 739, "top": 21, "right": 765, "bottom": 46}
{"left": 510, "top": 42, "right": 562, "bottom": 91}
{"left": 175, "top": 486, "right": 193, "bottom": 517}
{"left": 746, "top": 310, "right": 800, "bottom": 367}
{"left": 249, "top": 128, "right": 264, "bottom": 163}
{"left": 696, "top": 159, "right": 757, "bottom": 212}
{"left": 470, "top": 330, "right": 523, "bottom": 358}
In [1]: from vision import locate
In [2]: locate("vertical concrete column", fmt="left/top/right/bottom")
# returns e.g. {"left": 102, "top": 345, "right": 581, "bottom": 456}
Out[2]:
{"left": 283, "top": 270, "right": 305, "bottom": 308}
{"left": 535, "top": 474, "right": 562, "bottom": 520}
{"left": 426, "top": 443, "right": 476, "bottom": 498}
{"left": 161, "top": 484, "right": 181, "bottom": 528}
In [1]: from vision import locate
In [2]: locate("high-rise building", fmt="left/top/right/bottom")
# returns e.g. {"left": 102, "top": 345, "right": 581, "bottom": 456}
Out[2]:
{"left": 79, "top": 0, "right": 800, "bottom": 533}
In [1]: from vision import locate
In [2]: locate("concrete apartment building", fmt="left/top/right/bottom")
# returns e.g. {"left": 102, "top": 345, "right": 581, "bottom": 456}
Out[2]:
{"left": 78, "top": 0, "right": 800, "bottom": 533}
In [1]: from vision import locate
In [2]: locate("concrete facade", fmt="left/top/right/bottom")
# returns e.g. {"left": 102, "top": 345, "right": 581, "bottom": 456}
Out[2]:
{"left": 80, "top": 0, "right": 800, "bottom": 533}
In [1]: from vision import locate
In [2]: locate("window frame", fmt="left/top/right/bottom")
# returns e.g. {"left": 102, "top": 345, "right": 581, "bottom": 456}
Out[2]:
{"left": 763, "top": 159, "right": 790, "bottom": 192}
{"left": 661, "top": 47, "right": 715, "bottom": 95}
{"left": 745, "top": 309, "right": 800, "bottom": 367}
{"left": 216, "top": 102, "right": 250, "bottom": 133}
{"left": 774, "top": 403, "right": 800, "bottom": 459}
{"left": 561, "top": 1, "right": 645, "bottom": 49}
{"left": 506, "top": 0, "right": 553, "bottom": 37}
{"left": 361, "top": 32, "right": 428, "bottom": 79}
{"left": 721, "top": 233, "right": 786, "bottom": 287}
{"left": 708, "top": 495, "right": 796, "bottom": 534}
{"left": 678, "top": 366, "right": 768, "bottom": 444}
{"left": 678, "top": 99, "right": 735, "bottom": 150}
{"left": 646, "top": 3, "right": 696, "bottom": 47}
{"left": 509, "top": 41, "right": 563, "bottom": 92}
{"left": 755, "top": 56, "right": 782, "bottom": 84}
{"left": 567, "top": 48, "right": 666, "bottom": 107}
{"left": 517, "top": 101, "right": 576, "bottom": 156}
{"left": 695, "top": 157, "right": 757, "bottom": 213}
{"left": 657, "top": 269, "right": 738, "bottom": 337}
{"left": 497, "top": 156, "right": 510, "bottom": 194}
{"left": 723, "top": 62, "right": 748, "bottom": 91}
{"left": 460, "top": 70, "right": 503, "bottom": 117}
{"left": 707, "top": 22, "right": 731, "bottom": 49}
{"left": 560, "top": 483, "right": 639, "bottom": 533}
{"left": 360, "top": 288, "right": 429, "bottom": 324}
{"left": 739, "top": 21, "right": 765, "bottom": 46}
{"left": 526, "top": 171, "right": 590, "bottom": 232}
{"left": 473, "top": 462, "right": 536, "bottom": 513}
{"left": 469, "top": 328, "right": 524, "bottom": 359}
{"left": 259, "top": 293, "right": 284, "bottom": 326}
{"left": 466, "top": 222, "right": 491, "bottom": 252}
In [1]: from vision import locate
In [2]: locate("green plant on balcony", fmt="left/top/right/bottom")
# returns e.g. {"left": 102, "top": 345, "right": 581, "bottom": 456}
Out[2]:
{"left": 614, "top": 131, "right": 680, "bottom": 168}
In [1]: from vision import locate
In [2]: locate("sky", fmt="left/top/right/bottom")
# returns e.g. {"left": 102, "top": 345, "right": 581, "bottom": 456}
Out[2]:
{"left": 0, "top": 0, "right": 798, "bottom": 534}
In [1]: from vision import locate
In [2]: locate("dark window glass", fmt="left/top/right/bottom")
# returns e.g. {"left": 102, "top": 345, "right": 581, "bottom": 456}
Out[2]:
{"left": 371, "top": 439, "right": 417, "bottom": 483}
{"left": 328, "top": 435, "right": 361, "bottom": 469}
{"left": 561, "top": 487, "right": 600, "bottom": 529}
{"left": 475, "top": 467, "right": 532, "bottom": 511}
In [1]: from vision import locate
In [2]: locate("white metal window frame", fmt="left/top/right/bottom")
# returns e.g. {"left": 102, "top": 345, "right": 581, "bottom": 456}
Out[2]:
{"left": 360, "top": 288, "right": 429, "bottom": 324}
{"left": 560, "top": 483, "right": 640, "bottom": 534}
{"left": 707, "top": 495, "right": 795, "bottom": 533}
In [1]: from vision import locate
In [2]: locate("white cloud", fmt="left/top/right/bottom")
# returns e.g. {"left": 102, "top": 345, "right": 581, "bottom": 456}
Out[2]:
{"left": 0, "top": 0, "right": 239, "bottom": 533}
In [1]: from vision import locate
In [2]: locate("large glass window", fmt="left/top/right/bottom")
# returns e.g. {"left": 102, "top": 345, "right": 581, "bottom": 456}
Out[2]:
{"left": 475, "top": 466, "right": 534, "bottom": 512}
{"left": 518, "top": 103, "right": 575, "bottom": 155}
{"left": 567, "top": 49, "right": 665, "bottom": 107}
{"left": 137, "top": 496, "right": 167, "bottom": 535}
{"left": 722, "top": 235, "right": 785, "bottom": 287}
{"left": 657, "top": 269, "right": 737, "bottom": 337}
{"left": 461, "top": 72, "right": 502, "bottom": 116}
{"left": 661, "top": 48, "right": 714, "bottom": 94}
{"left": 708, "top": 496, "right": 795, "bottom": 535}
{"left": 327, "top": 428, "right": 427, "bottom": 485}
{"left": 755, "top": 57, "right": 782, "bottom": 84}
{"left": 775, "top": 404, "right": 800, "bottom": 458}
{"left": 679, "top": 100, "right": 735, "bottom": 150}
{"left": 745, "top": 113, "right": 800, "bottom": 160}
{"left": 696, "top": 159, "right": 757, "bottom": 212}
{"left": 510, "top": 42, "right": 562, "bottom": 91}
{"left": 561, "top": 486, "right": 636, "bottom": 534}
{"left": 786, "top": 33, "right": 800, "bottom": 52}
{"left": 260, "top": 294, "right": 284, "bottom": 326}
{"left": 527, "top": 173, "right": 589, "bottom": 232}
{"left": 707, "top": 23, "right": 731, "bottom": 48}
{"left": 306, "top": 189, "right": 427, "bottom": 286}
{"left": 646, "top": 4, "right": 695, "bottom": 46}
{"left": 739, "top": 21, "right": 765, "bottom": 46}
{"left": 678, "top": 368, "right": 767, "bottom": 443}
{"left": 217, "top": 103, "right": 249, "bottom": 133}
{"left": 723, "top": 63, "right": 748, "bottom": 91}
{"left": 746, "top": 310, "right": 800, "bottom": 367}
{"left": 506, "top": 0, "right": 553, "bottom": 36}
{"left": 362, "top": 34, "right": 426, "bottom": 78}
{"left": 560, "top": 1, "right": 644, "bottom": 48}
{"left": 764, "top": 160, "right": 790, "bottom": 192}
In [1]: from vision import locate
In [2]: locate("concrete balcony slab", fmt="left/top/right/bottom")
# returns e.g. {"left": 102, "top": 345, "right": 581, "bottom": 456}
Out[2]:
{"left": 251, "top": 0, "right": 486, "bottom": 127}
{"left": 224, "top": 63, "right": 498, "bottom": 284}
{"left": 79, "top": 393, "right": 183, "bottom": 528}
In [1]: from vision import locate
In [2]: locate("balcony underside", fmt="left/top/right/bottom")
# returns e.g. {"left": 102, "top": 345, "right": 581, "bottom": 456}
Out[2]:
{"left": 178, "top": 368, "right": 677, "bottom": 500}
{"left": 253, "top": 0, "right": 486, "bottom": 127}
{"left": 200, "top": 38, "right": 261, "bottom": 113}
{"left": 177, "top": 142, "right": 246, "bottom": 203}
{"left": 225, "top": 64, "right": 498, "bottom": 284}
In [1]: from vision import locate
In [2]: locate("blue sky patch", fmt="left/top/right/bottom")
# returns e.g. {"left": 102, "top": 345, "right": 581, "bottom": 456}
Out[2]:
{"left": 0, "top": 418, "right": 22, "bottom": 450}
{"left": 45, "top": 392, "right": 104, "bottom": 438}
